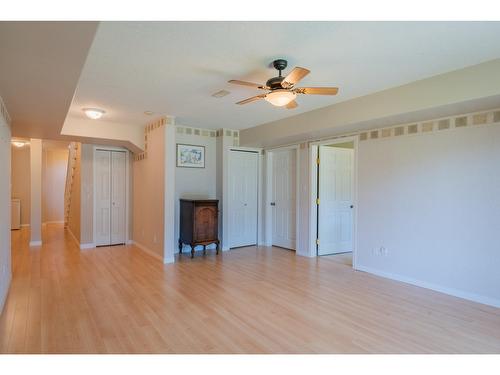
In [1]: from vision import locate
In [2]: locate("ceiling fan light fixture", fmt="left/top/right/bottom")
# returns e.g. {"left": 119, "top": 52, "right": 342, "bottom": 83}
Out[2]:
{"left": 265, "top": 89, "right": 296, "bottom": 107}
{"left": 83, "top": 108, "right": 106, "bottom": 120}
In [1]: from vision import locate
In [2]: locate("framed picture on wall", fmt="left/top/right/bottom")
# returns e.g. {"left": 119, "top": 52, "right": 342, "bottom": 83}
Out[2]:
{"left": 176, "top": 144, "right": 205, "bottom": 168}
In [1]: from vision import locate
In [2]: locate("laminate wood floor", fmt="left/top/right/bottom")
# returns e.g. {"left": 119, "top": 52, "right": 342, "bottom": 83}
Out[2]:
{"left": 1, "top": 224, "right": 499, "bottom": 353}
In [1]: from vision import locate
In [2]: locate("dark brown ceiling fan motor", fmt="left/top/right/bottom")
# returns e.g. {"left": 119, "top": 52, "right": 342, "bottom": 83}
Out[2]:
{"left": 228, "top": 58, "right": 339, "bottom": 108}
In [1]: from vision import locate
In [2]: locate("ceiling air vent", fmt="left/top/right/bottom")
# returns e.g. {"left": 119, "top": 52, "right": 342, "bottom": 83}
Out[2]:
{"left": 212, "top": 90, "right": 230, "bottom": 98}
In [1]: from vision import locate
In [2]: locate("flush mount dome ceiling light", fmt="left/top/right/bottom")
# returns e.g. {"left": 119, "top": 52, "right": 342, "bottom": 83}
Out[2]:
{"left": 12, "top": 140, "right": 29, "bottom": 148}
{"left": 83, "top": 108, "right": 106, "bottom": 120}
{"left": 229, "top": 59, "right": 339, "bottom": 109}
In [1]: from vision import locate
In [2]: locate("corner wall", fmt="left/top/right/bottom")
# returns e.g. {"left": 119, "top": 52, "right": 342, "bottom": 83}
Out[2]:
{"left": 67, "top": 143, "right": 81, "bottom": 242}
{"left": 133, "top": 121, "right": 165, "bottom": 260}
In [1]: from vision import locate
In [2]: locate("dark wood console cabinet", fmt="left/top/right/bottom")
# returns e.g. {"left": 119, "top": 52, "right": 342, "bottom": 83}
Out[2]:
{"left": 179, "top": 199, "right": 220, "bottom": 258}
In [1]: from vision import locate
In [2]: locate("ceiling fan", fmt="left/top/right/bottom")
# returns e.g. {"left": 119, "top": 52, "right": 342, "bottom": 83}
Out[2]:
{"left": 228, "top": 59, "right": 338, "bottom": 109}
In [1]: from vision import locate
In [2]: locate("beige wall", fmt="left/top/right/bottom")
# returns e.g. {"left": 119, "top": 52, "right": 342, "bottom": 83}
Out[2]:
{"left": 0, "top": 103, "right": 11, "bottom": 313}
{"left": 67, "top": 143, "right": 81, "bottom": 242}
{"left": 357, "top": 122, "right": 500, "bottom": 307}
{"left": 30, "top": 139, "right": 42, "bottom": 244}
{"left": 42, "top": 148, "right": 68, "bottom": 223}
{"left": 11, "top": 146, "right": 31, "bottom": 225}
{"left": 133, "top": 125, "right": 165, "bottom": 259}
{"left": 80, "top": 144, "right": 94, "bottom": 245}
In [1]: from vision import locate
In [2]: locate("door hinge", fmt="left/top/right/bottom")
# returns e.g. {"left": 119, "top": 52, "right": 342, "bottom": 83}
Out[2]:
{"left": 316, "top": 198, "right": 320, "bottom": 205}
{"left": 316, "top": 157, "right": 320, "bottom": 165}
{"left": 316, "top": 239, "right": 320, "bottom": 245}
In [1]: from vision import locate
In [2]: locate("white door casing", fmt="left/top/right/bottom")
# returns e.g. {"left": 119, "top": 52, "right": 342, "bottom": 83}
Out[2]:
{"left": 272, "top": 149, "right": 297, "bottom": 250}
{"left": 228, "top": 150, "right": 259, "bottom": 248}
{"left": 317, "top": 146, "right": 354, "bottom": 255}
{"left": 111, "top": 151, "right": 126, "bottom": 245}
{"left": 95, "top": 149, "right": 127, "bottom": 246}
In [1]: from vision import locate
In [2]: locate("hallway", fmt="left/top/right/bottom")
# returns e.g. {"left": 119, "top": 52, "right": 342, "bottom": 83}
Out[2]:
{"left": 1, "top": 225, "right": 500, "bottom": 353}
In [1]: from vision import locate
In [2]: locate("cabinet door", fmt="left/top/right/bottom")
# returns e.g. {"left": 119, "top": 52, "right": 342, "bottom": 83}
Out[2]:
{"left": 194, "top": 205, "right": 217, "bottom": 241}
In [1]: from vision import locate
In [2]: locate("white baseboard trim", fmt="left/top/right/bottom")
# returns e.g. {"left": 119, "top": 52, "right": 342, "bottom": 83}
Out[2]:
{"left": 80, "top": 243, "right": 95, "bottom": 250}
{"left": 132, "top": 241, "right": 163, "bottom": 262}
{"left": 29, "top": 240, "right": 42, "bottom": 247}
{"left": 356, "top": 265, "right": 500, "bottom": 308}
{"left": 163, "top": 256, "right": 175, "bottom": 264}
{"left": 126, "top": 239, "right": 134, "bottom": 245}
{"left": 0, "top": 273, "right": 11, "bottom": 315}
{"left": 296, "top": 251, "right": 316, "bottom": 258}
{"left": 66, "top": 227, "right": 79, "bottom": 247}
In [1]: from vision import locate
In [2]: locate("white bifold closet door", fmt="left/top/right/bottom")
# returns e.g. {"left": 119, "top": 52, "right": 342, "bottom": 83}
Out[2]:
{"left": 317, "top": 146, "right": 354, "bottom": 255}
{"left": 95, "top": 150, "right": 127, "bottom": 246}
{"left": 228, "top": 150, "right": 259, "bottom": 248}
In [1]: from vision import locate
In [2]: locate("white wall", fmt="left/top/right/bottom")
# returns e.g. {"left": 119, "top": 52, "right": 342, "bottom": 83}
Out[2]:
{"left": 356, "top": 124, "right": 500, "bottom": 307}
{"left": 175, "top": 128, "right": 217, "bottom": 253}
{"left": 0, "top": 106, "right": 11, "bottom": 313}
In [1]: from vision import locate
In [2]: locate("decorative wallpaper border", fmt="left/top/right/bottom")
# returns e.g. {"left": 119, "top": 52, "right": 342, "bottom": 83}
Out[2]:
{"left": 134, "top": 117, "right": 167, "bottom": 161}
{"left": 359, "top": 108, "right": 500, "bottom": 142}
{"left": 176, "top": 125, "right": 217, "bottom": 138}
{"left": 134, "top": 120, "right": 241, "bottom": 162}
{"left": 0, "top": 96, "right": 11, "bottom": 128}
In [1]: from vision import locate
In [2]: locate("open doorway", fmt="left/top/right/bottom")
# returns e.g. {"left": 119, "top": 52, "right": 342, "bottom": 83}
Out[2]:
{"left": 311, "top": 137, "right": 357, "bottom": 266}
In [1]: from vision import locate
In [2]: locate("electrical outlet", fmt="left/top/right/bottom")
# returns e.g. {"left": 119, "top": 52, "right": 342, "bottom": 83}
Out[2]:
{"left": 373, "top": 246, "right": 387, "bottom": 256}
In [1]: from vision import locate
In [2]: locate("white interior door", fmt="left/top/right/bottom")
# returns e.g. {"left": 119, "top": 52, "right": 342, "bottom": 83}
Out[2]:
{"left": 271, "top": 149, "right": 296, "bottom": 250}
{"left": 111, "top": 151, "right": 126, "bottom": 245}
{"left": 228, "top": 150, "right": 258, "bottom": 248}
{"left": 317, "top": 146, "right": 354, "bottom": 255}
{"left": 95, "top": 150, "right": 127, "bottom": 246}
{"left": 95, "top": 150, "right": 111, "bottom": 246}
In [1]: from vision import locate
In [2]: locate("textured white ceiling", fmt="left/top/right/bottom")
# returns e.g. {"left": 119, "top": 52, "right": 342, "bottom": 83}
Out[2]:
{"left": 68, "top": 21, "right": 500, "bottom": 130}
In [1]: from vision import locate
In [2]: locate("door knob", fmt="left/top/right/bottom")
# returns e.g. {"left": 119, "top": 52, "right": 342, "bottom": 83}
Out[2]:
{"left": 350, "top": 205, "right": 353, "bottom": 208}
{"left": 270, "top": 202, "right": 276, "bottom": 206}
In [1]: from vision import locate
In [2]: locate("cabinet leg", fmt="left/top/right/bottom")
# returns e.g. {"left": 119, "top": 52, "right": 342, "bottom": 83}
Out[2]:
{"left": 203, "top": 245, "right": 206, "bottom": 255}
{"left": 191, "top": 245, "right": 195, "bottom": 259}
{"left": 178, "top": 239, "right": 182, "bottom": 254}
{"left": 216, "top": 241, "right": 219, "bottom": 255}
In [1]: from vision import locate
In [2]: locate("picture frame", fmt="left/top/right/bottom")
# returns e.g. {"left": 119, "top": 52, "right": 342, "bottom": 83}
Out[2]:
{"left": 176, "top": 144, "right": 205, "bottom": 168}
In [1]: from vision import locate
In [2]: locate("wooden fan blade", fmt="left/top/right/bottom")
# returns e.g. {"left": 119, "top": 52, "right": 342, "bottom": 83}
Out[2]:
{"left": 295, "top": 87, "right": 339, "bottom": 95}
{"left": 236, "top": 94, "right": 266, "bottom": 105}
{"left": 281, "top": 67, "right": 310, "bottom": 88}
{"left": 286, "top": 100, "right": 298, "bottom": 109}
{"left": 228, "top": 80, "right": 267, "bottom": 89}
